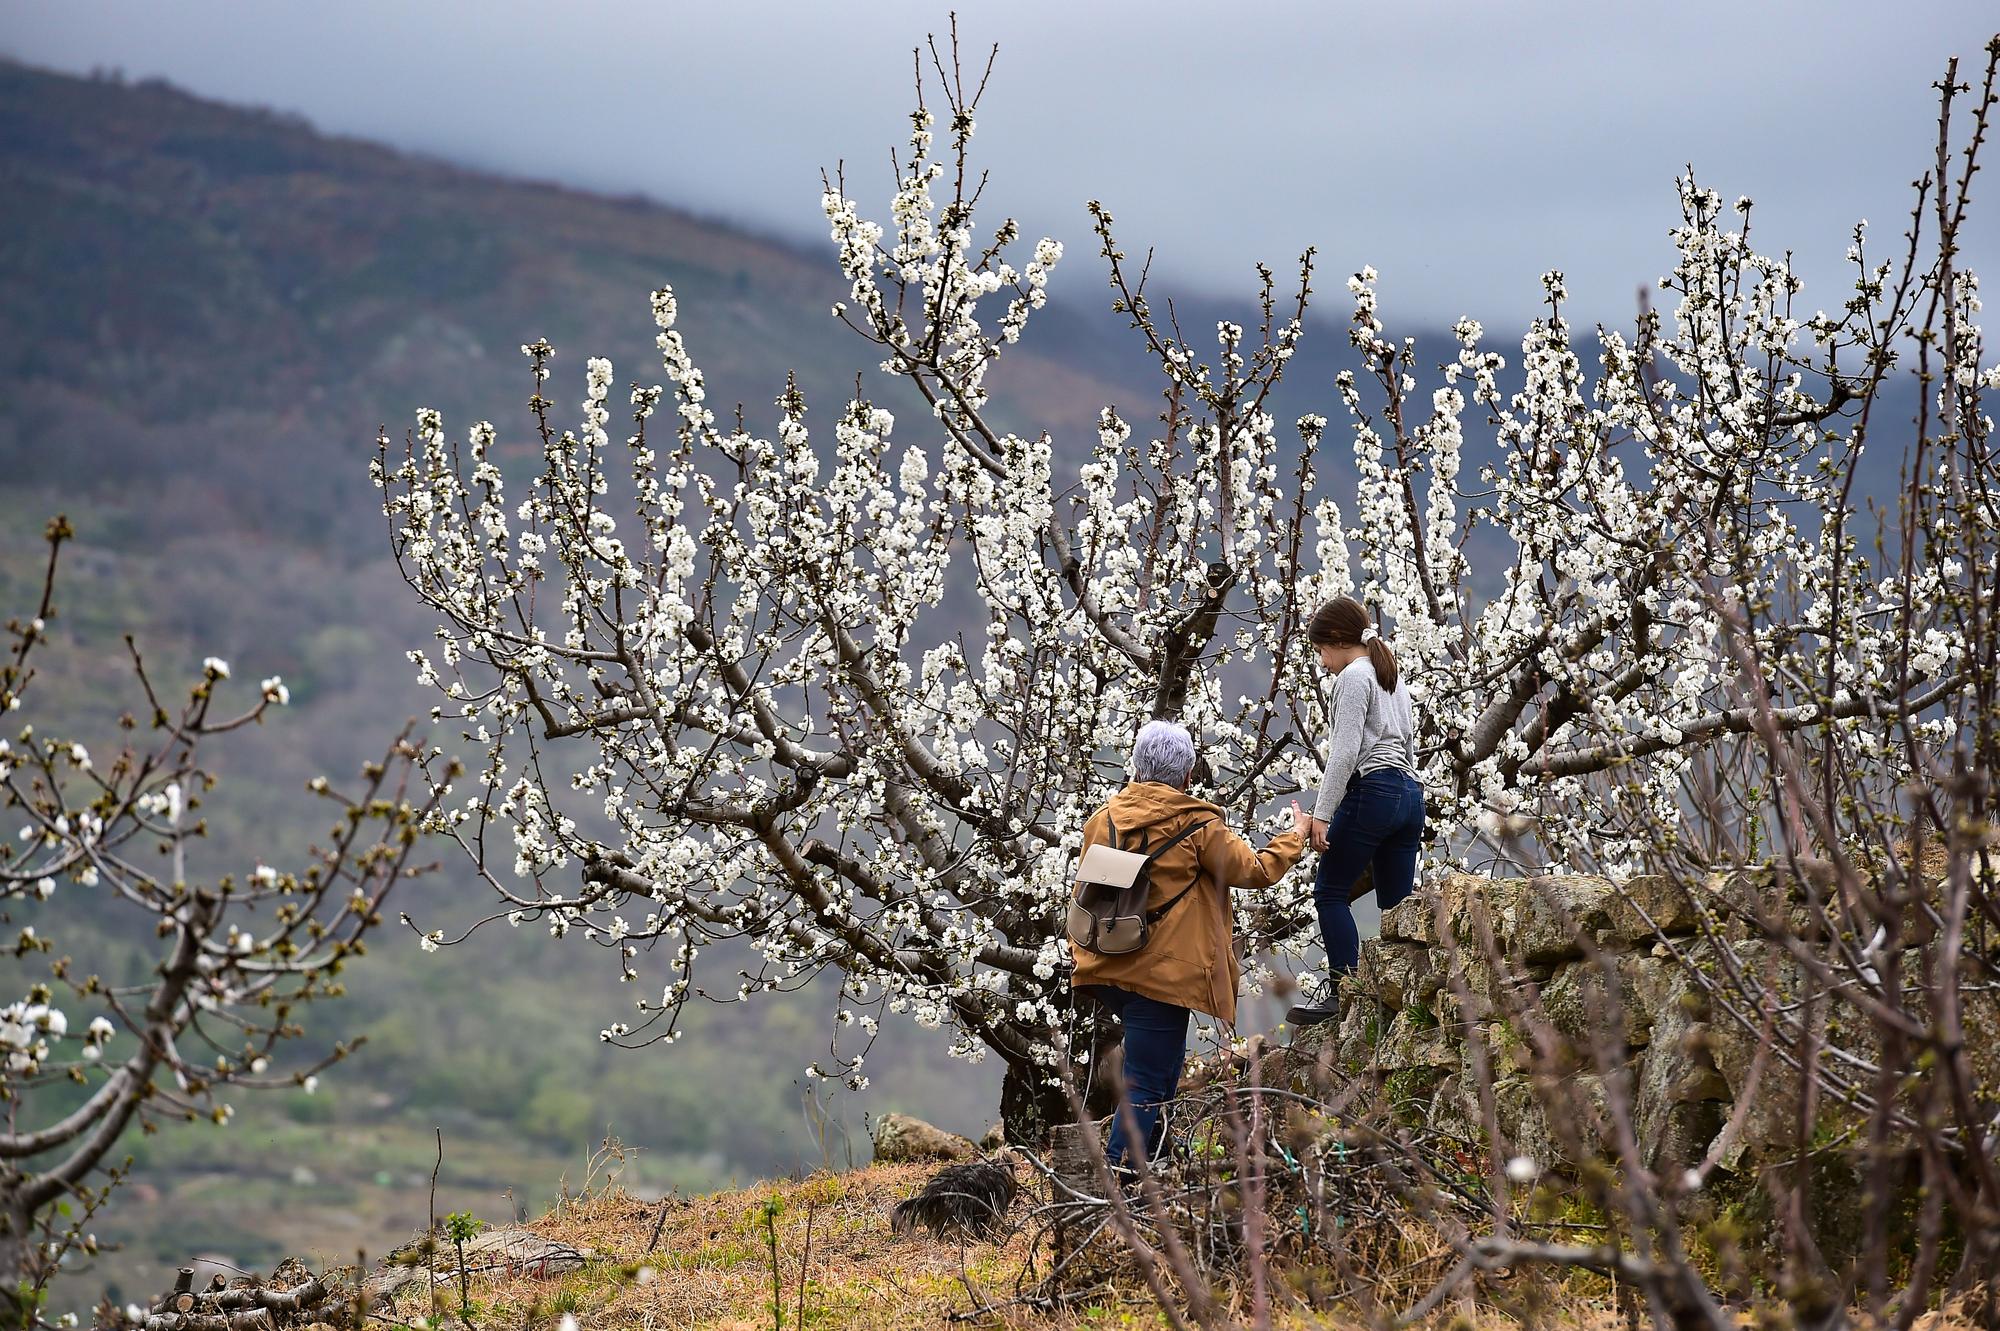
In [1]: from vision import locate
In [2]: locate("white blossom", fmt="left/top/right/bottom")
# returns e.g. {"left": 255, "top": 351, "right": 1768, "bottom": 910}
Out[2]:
{"left": 369, "top": 74, "right": 1990, "bottom": 1111}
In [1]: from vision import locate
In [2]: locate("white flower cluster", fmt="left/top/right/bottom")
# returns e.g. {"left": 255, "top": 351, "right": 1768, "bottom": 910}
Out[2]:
{"left": 1, "top": 996, "right": 113, "bottom": 1075}
{"left": 1323, "top": 171, "right": 1986, "bottom": 873}
{"left": 138, "top": 780, "right": 185, "bottom": 826}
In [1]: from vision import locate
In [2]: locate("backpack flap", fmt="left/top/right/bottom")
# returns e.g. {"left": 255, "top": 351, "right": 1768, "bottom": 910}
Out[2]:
{"left": 1077, "top": 842, "right": 1148, "bottom": 889}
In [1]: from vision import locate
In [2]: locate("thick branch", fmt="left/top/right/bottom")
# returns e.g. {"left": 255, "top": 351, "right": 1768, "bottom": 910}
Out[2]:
{"left": 1047, "top": 520, "right": 1157, "bottom": 671}
{"left": 1151, "top": 561, "right": 1238, "bottom": 720}
{"left": 23, "top": 895, "right": 218, "bottom": 1210}
{"left": 0, "top": 1069, "right": 134, "bottom": 1160}
{"left": 1532, "top": 676, "right": 1958, "bottom": 779}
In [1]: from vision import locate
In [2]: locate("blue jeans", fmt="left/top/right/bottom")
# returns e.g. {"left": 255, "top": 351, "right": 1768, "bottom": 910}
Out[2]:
{"left": 1088, "top": 986, "right": 1191, "bottom": 1167}
{"left": 1314, "top": 767, "right": 1425, "bottom": 976}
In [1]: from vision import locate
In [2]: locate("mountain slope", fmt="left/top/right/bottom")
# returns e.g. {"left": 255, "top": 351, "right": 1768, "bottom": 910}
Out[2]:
{"left": 0, "top": 57, "right": 1168, "bottom": 1305}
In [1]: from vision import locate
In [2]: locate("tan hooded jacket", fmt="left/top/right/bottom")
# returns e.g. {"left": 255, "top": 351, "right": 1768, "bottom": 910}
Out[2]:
{"left": 1069, "top": 781, "right": 1307, "bottom": 1025}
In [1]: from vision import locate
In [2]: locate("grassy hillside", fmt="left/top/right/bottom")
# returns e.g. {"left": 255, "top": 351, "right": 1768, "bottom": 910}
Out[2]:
{"left": 358, "top": 1162, "right": 1698, "bottom": 1331}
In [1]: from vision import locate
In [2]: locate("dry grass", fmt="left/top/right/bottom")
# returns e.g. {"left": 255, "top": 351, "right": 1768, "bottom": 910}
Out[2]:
{"left": 374, "top": 1163, "right": 1664, "bottom": 1331}
{"left": 384, "top": 1163, "right": 1056, "bottom": 1331}
{"left": 373, "top": 1161, "right": 2000, "bottom": 1330}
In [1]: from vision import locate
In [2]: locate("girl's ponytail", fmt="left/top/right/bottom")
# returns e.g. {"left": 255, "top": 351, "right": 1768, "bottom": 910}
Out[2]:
{"left": 1308, "top": 596, "right": 1399, "bottom": 692}
{"left": 1360, "top": 625, "right": 1399, "bottom": 693}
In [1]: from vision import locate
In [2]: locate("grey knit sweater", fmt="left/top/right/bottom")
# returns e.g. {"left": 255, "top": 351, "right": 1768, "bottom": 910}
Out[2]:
{"left": 1313, "top": 656, "right": 1420, "bottom": 822}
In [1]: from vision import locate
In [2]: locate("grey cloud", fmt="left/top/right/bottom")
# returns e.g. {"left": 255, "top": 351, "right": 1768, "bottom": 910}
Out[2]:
{"left": 4, "top": 0, "right": 1994, "bottom": 328}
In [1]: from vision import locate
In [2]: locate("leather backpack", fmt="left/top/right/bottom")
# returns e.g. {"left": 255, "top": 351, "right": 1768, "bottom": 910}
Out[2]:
{"left": 1066, "top": 816, "right": 1211, "bottom": 956}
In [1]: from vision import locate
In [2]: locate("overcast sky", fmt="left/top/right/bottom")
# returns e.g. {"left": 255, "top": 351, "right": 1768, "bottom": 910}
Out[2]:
{"left": 7, "top": 2, "right": 1996, "bottom": 328}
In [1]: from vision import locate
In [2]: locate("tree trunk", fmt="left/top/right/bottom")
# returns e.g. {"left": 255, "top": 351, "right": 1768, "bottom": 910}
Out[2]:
{"left": 998, "top": 1007, "right": 1123, "bottom": 1148}
{"left": 998, "top": 1058, "right": 1071, "bottom": 1150}
{"left": 1, "top": 1196, "right": 35, "bottom": 1318}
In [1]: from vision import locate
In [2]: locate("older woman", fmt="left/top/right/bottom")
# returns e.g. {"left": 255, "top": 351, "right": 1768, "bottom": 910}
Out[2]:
{"left": 1071, "top": 720, "right": 1310, "bottom": 1167}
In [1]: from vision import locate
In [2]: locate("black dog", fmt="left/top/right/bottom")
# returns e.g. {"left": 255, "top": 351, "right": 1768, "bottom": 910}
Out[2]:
{"left": 889, "top": 1156, "right": 1020, "bottom": 1241}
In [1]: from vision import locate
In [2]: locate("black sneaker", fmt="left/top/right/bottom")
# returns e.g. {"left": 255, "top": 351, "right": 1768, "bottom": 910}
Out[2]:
{"left": 1285, "top": 1002, "right": 1340, "bottom": 1027}
{"left": 1285, "top": 980, "right": 1341, "bottom": 1028}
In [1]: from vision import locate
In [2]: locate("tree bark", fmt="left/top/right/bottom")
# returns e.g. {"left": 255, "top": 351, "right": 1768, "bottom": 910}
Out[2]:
{"left": 997, "top": 1007, "right": 1122, "bottom": 1148}
{"left": 999, "top": 1058, "right": 1071, "bottom": 1150}
{"left": 1, "top": 1196, "right": 35, "bottom": 1310}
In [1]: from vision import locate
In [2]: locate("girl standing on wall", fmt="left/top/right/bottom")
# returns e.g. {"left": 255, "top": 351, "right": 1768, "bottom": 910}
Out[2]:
{"left": 1287, "top": 596, "right": 1425, "bottom": 1027}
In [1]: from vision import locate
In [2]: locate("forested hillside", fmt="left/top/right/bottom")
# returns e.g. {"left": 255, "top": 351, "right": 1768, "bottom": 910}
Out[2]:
{"left": 0, "top": 57, "right": 1162, "bottom": 1298}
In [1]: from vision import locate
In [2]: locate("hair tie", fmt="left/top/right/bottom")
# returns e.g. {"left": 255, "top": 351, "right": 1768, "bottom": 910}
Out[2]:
{"left": 1360, "top": 627, "right": 1381, "bottom": 644}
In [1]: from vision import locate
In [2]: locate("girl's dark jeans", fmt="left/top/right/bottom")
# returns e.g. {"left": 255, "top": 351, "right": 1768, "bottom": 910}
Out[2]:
{"left": 1314, "top": 767, "right": 1426, "bottom": 976}
{"left": 1086, "top": 985, "right": 1191, "bottom": 1167}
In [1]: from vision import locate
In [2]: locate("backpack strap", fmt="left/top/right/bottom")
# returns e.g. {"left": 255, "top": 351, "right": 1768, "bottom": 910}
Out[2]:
{"left": 1137, "top": 818, "right": 1207, "bottom": 867}
{"left": 1139, "top": 819, "right": 1213, "bottom": 924}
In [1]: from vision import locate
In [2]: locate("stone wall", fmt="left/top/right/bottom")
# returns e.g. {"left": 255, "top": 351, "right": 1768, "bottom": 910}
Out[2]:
{"left": 1287, "top": 871, "right": 1999, "bottom": 1181}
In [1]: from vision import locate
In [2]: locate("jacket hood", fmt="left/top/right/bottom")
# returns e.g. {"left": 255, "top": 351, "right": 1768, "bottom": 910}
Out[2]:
{"left": 1102, "top": 781, "right": 1220, "bottom": 838}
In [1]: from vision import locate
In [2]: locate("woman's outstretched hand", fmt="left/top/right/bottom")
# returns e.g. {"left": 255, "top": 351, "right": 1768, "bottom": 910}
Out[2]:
{"left": 1289, "top": 802, "right": 1329, "bottom": 850}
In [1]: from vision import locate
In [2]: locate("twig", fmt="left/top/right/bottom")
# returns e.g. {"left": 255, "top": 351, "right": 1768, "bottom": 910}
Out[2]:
{"left": 645, "top": 1194, "right": 674, "bottom": 1254}
{"left": 796, "top": 1201, "right": 816, "bottom": 1330}
{"left": 429, "top": 1128, "right": 443, "bottom": 1293}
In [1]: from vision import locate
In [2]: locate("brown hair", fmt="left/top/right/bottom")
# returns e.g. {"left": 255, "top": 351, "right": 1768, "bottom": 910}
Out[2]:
{"left": 1307, "top": 596, "right": 1398, "bottom": 692}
